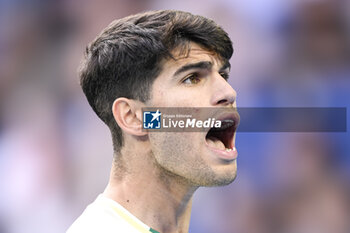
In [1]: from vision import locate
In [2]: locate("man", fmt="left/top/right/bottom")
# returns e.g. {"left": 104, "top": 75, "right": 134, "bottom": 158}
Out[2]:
{"left": 67, "top": 10, "right": 238, "bottom": 233}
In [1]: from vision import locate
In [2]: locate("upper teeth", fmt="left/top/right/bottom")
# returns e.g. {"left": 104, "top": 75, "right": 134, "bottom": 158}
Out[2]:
{"left": 223, "top": 119, "right": 234, "bottom": 124}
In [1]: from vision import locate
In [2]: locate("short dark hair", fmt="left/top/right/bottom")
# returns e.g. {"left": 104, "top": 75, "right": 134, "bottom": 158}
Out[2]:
{"left": 79, "top": 10, "right": 233, "bottom": 153}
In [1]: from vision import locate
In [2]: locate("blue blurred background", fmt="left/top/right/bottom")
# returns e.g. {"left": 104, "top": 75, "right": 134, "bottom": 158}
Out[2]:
{"left": 0, "top": 0, "right": 349, "bottom": 232}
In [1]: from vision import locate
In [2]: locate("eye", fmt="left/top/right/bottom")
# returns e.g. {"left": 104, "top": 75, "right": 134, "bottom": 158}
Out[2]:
{"left": 182, "top": 73, "right": 201, "bottom": 85}
{"left": 219, "top": 72, "right": 230, "bottom": 81}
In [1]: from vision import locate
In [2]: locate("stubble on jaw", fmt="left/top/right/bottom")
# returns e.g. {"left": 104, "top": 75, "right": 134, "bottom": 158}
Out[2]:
{"left": 149, "top": 132, "right": 237, "bottom": 188}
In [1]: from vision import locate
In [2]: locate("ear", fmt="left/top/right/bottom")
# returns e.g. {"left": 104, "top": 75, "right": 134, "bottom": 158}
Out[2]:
{"left": 112, "top": 98, "right": 147, "bottom": 136}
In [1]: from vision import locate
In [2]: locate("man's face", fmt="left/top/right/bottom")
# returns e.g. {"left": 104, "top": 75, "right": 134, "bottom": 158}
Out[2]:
{"left": 147, "top": 43, "right": 238, "bottom": 187}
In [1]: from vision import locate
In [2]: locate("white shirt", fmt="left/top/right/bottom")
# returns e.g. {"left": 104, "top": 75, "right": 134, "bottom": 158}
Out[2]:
{"left": 67, "top": 194, "right": 160, "bottom": 233}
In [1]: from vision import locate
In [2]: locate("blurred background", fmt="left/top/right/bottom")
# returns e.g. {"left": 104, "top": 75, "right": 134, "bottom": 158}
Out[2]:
{"left": 0, "top": 0, "right": 349, "bottom": 232}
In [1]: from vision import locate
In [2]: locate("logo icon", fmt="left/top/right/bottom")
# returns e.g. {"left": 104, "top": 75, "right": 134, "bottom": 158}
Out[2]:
{"left": 143, "top": 110, "right": 161, "bottom": 129}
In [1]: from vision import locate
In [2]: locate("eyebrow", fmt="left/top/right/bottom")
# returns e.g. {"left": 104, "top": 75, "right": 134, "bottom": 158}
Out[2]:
{"left": 173, "top": 60, "right": 231, "bottom": 77}
{"left": 173, "top": 61, "right": 213, "bottom": 76}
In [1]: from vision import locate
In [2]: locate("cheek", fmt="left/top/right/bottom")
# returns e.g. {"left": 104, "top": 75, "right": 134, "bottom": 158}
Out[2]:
{"left": 149, "top": 133, "right": 202, "bottom": 164}
{"left": 151, "top": 89, "right": 178, "bottom": 106}
{"left": 151, "top": 83, "right": 201, "bottom": 106}
{"left": 150, "top": 89, "right": 164, "bottom": 105}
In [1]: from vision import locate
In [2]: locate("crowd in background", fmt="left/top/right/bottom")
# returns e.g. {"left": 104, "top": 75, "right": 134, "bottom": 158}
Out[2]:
{"left": 0, "top": 0, "right": 349, "bottom": 232}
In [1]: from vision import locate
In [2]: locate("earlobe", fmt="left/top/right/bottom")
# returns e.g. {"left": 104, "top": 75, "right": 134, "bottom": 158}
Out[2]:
{"left": 112, "top": 98, "right": 147, "bottom": 136}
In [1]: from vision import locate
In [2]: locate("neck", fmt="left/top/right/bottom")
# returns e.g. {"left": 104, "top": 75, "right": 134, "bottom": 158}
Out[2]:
{"left": 104, "top": 150, "right": 197, "bottom": 233}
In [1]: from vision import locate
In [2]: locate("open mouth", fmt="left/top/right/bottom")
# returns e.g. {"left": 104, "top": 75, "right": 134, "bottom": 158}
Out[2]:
{"left": 205, "top": 115, "right": 238, "bottom": 152}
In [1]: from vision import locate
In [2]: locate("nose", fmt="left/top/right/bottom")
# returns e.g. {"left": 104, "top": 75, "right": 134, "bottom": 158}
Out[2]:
{"left": 210, "top": 74, "right": 237, "bottom": 106}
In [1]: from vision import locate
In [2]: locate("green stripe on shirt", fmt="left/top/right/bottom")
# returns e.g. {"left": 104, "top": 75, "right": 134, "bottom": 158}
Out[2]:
{"left": 149, "top": 228, "right": 160, "bottom": 233}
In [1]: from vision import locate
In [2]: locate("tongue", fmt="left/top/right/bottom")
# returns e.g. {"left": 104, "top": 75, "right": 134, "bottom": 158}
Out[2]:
{"left": 206, "top": 136, "right": 225, "bottom": 150}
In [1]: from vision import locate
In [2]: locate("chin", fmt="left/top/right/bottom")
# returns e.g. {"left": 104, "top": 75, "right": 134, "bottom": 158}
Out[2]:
{"left": 211, "top": 168, "right": 237, "bottom": 187}
{"left": 191, "top": 161, "right": 237, "bottom": 187}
